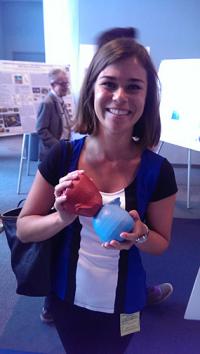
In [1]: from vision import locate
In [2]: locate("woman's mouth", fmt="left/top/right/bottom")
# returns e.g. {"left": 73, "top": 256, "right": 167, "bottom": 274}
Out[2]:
{"left": 106, "top": 108, "right": 131, "bottom": 116}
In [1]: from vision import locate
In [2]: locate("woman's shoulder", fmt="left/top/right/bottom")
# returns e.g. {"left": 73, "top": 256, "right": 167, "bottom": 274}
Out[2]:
{"left": 143, "top": 148, "right": 165, "bottom": 161}
{"left": 140, "top": 148, "right": 165, "bottom": 175}
{"left": 38, "top": 137, "right": 87, "bottom": 185}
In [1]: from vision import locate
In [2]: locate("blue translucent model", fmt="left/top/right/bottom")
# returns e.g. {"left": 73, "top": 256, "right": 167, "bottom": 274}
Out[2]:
{"left": 93, "top": 198, "right": 134, "bottom": 243}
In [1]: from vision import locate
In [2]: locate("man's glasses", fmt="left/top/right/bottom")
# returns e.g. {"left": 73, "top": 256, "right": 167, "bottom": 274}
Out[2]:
{"left": 54, "top": 81, "right": 69, "bottom": 87}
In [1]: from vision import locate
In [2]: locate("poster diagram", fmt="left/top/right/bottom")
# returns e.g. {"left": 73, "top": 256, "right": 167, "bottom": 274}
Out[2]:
{"left": 158, "top": 59, "right": 200, "bottom": 152}
{"left": 0, "top": 61, "right": 73, "bottom": 137}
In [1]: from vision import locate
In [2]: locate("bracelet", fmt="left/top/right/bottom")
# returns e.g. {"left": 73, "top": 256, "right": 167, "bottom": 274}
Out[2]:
{"left": 135, "top": 224, "right": 149, "bottom": 244}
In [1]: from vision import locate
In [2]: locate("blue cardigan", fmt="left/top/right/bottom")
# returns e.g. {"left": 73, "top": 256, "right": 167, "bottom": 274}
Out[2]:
{"left": 53, "top": 137, "right": 164, "bottom": 314}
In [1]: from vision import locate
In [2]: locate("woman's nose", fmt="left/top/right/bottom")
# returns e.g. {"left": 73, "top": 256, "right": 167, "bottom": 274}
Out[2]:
{"left": 112, "top": 87, "right": 127, "bottom": 103}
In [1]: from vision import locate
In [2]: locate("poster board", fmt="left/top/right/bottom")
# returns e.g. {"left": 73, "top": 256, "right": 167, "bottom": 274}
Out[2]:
{"left": 0, "top": 60, "right": 74, "bottom": 137}
{"left": 184, "top": 267, "right": 200, "bottom": 320}
{"left": 158, "top": 59, "right": 200, "bottom": 152}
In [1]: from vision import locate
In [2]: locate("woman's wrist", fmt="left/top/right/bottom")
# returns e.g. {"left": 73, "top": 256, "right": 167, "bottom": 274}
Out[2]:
{"left": 55, "top": 209, "right": 76, "bottom": 228}
{"left": 135, "top": 224, "right": 149, "bottom": 244}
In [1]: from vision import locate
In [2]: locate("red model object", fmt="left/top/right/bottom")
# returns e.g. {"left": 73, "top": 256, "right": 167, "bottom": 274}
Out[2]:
{"left": 62, "top": 173, "right": 102, "bottom": 217}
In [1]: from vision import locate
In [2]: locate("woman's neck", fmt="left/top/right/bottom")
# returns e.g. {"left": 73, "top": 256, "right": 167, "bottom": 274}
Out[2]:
{"left": 80, "top": 135, "right": 142, "bottom": 193}
{"left": 86, "top": 134, "right": 141, "bottom": 162}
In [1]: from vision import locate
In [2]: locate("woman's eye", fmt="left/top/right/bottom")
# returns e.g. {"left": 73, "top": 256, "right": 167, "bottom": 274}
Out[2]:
{"left": 101, "top": 81, "right": 116, "bottom": 90}
{"left": 127, "top": 84, "right": 142, "bottom": 92}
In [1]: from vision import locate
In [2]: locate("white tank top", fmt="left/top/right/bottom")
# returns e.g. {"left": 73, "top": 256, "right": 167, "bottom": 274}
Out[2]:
{"left": 74, "top": 188, "right": 125, "bottom": 313}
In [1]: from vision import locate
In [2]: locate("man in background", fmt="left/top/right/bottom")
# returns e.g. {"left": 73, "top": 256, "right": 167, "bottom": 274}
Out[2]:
{"left": 36, "top": 68, "right": 72, "bottom": 161}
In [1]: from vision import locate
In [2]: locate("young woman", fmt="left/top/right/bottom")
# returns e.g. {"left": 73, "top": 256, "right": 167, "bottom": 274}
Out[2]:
{"left": 17, "top": 38, "right": 177, "bottom": 354}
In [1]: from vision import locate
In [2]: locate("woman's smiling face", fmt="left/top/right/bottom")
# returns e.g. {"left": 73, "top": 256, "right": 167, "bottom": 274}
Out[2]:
{"left": 94, "top": 56, "right": 147, "bottom": 135}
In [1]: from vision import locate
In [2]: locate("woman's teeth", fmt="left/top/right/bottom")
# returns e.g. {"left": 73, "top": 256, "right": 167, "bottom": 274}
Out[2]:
{"left": 108, "top": 108, "right": 130, "bottom": 115}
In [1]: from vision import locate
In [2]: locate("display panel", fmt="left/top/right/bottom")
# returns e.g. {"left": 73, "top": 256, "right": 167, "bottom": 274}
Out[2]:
{"left": 158, "top": 59, "right": 200, "bottom": 152}
{"left": 0, "top": 61, "right": 73, "bottom": 137}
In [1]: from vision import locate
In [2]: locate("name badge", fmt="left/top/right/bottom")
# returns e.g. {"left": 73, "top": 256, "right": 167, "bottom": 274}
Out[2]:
{"left": 120, "top": 312, "right": 140, "bottom": 336}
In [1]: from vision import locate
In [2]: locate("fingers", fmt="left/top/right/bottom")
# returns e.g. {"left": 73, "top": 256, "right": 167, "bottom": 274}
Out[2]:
{"left": 54, "top": 195, "right": 67, "bottom": 207}
{"left": 54, "top": 170, "right": 84, "bottom": 197}
{"left": 59, "top": 170, "right": 84, "bottom": 184}
{"left": 129, "top": 209, "right": 140, "bottom": 222}
{"left": 101, "top": 239, "right": 134, "bottom": 251}
{"left": 101, "top": 210, "right": 147, "bottom": 250}
{"left": 54, "top": 181, "right": 72, "bottom": 198}
{"left": 53, "top": 170, "right": 84, "bottom": 224}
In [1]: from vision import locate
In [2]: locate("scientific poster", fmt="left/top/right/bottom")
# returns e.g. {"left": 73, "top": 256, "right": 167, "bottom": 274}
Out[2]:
{"left": 0, "top": 61, "right": 73, "bottom": 137}
{"left": 158, "top": 59, "right": 200, "bottom": 152}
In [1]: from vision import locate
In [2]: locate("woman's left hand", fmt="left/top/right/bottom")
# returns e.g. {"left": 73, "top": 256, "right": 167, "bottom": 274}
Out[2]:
{"left": 101, "top": 210, "right": 147, "bottom": 250}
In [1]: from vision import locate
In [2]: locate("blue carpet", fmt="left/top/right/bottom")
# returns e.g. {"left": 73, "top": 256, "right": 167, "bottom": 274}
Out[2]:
{"left": 0, "top": 350, "right": 44, "bottom": 354}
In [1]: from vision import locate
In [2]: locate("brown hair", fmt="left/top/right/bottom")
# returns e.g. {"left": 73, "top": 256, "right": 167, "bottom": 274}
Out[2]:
{"left": 96, "top": 27, "right": 138, "bottom": 48}
{"left": 74, "top": 38, "right": 161, "bottom": 148}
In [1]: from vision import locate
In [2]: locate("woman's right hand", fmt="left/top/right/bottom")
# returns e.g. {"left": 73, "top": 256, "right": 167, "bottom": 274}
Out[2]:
{"left": 17, "top": 170, "right": 85, "bottom": 243}
{"left": 54, "top": 169, "right": 85, "bottom": 222}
